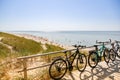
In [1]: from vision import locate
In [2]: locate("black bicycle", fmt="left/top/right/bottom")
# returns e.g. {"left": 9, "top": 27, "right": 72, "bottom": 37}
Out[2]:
{"left": 49, "top": 45, "right": 87, "bottom": 80}
{"left": 88, "top": 40, "right": 110, "bottom": 68}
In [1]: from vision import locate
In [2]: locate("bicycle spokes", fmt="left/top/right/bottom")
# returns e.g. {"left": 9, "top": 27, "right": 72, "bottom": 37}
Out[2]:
{"left": 88, "top": 52, "right": 98, "bottom": 68}
{"left": 91, "top": 54, "right": 97, "bottom": 62}
{"left": 77, "top": 54, "right": 87, "bottom": 72}
{"left": 80, "top": 56, "right": 84, "bottom": 63}
{"left": 117, "top": 48, "right": 120, "bottom": 57}
{"left": 49, "top": 59, "right": 67, "bottom": 80}
{"left": 104, "top": 49, "right": 110, "bottom": 63}
{"left": 54, "top": 61, "right": 66, "bottom": 72}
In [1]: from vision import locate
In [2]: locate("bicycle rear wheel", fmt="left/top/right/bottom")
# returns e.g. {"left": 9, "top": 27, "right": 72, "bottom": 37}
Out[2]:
{"left": 88, "top": 52, "right": 98, "bottom": 68}
{"left": 109, "top": 49, "right": 116, "bottom": 61}
{"left": 49, "top": 58, "right": 67, "bottom": 80}
{"left": 103, "top": 49, "right": 110, "bottom": 63}
{"left": 76, "top": 54, "right": 87, "bottom": 72}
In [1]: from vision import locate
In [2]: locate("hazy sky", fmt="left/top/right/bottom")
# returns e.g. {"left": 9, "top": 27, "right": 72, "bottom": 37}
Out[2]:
{"left": 0, "top": 0, "right": 120, "bottom": 31}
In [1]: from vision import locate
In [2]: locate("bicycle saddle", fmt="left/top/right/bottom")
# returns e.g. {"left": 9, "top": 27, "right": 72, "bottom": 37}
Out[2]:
{"left": 94, "top": 45, "right": 98, "bottom": 47}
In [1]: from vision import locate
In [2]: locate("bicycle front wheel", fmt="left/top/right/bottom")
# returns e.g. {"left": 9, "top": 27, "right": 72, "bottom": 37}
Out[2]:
{"left": 77, "top": 54, "right": 87, "bottom": 72}
{"left": 109, "top": 49, "right": 116, "bottom": 61}
{"left": 49, "top": 58, "right": 67, "bottom": 80}
{"left": 88, "top": 52, "right": 98, "bottom": 68}
{"left": 103, "top": 49, "right": 110, "bottom": 63}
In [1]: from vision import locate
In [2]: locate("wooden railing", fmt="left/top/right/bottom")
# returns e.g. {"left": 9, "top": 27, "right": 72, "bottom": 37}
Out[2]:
{"left": 17, "top": 49, "right": 76, "bottom": 80}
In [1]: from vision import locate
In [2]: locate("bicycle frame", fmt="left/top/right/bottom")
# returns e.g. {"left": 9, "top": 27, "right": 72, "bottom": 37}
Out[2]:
{"left": 64, "top": 48, "right": 80, "bottom": 66}
{"left": 115, "top": 42, "right": 120, "bottom": 51}
{"left": 63, "top": 46, "right": 84, "bottom": 71}
{"left": 96, "top": 43, "right": 106, "bottom": 57}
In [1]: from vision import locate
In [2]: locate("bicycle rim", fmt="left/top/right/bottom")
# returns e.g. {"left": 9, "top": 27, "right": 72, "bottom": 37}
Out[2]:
{"left": 117, "top": 48, "right": 120, "bottom": 58}
{"left": 77, "top": 54, "right": 87, "bottom": 72}
{"left": 88, "top": 52, "right": 98, "bottom": 68}
{"left": 49, "top": 58, "right": 67, "bottom": 80}
{"left": 103, "top": 49, "right": 110, "bottom": 63}
{"left": 110, "top": 49, "right": 116, "bottom": 61}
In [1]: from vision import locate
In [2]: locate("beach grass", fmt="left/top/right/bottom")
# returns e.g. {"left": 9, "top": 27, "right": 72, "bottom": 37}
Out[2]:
{"left": 43, "top": 43, "right": 64, "bottom": 53}
{"left": 0, "top": 32, "right": 43, "bottom": 56}
{"left": 0, "top": 44, "right": 11, "bottom": 61}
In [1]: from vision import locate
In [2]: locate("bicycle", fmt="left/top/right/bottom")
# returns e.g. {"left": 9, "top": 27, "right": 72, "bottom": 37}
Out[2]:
{"left": 88, "top": 40, "right": 110, "bottom": 68}
{"left": 49, "top": 45, "right": 87, "bottom": 80}
{"left": 109, "top": 40, "right": 120, "bottom": 61}
{"left": 109, "top": 41, "right": 116, "bottom": 61}
{"left": 115, "top": 40, "right": 120, "bottom": 58}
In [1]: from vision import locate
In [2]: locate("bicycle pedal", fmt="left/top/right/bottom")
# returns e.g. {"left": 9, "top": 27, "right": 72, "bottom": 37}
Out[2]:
{"left": 69, "top": 66, "right": 73, "bottom": 71}
{"left": 99, "top": 58, "right": 101, "bottom": 61}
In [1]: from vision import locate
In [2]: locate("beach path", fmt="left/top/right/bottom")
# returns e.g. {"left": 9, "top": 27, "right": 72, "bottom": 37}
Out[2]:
{"left": 63, "top": 58, "right": 120, "bottom": 80}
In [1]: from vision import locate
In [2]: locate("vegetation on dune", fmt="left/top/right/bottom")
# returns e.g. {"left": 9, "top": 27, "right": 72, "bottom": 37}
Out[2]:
{"left": 44, "top": 43, "right": 64, "bottom": 53}
{"left": 0, "top": 32, "right": 43, "bottom": 56}
{"left": 0, "top": 32, "right": 64, "bottom": 57}
{"left": 0, "top": 44, "right": 11, "bottom": 60}
{"left": 41, "top": 44, "right": 65, "bottom": 62}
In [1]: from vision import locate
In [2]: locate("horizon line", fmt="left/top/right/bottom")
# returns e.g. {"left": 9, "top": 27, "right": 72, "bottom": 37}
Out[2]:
{"left": 0, "top": 30, "right": 120, "bottom": 32}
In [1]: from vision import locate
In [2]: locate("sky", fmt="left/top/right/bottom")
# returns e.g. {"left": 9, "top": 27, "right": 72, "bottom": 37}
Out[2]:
{"left": 0, "top": 0, "right": 120, "bottom": 31}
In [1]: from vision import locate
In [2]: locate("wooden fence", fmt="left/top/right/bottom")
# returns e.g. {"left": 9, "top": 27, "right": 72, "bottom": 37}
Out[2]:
{"left": 17, "top": 49, "right": 76, "bottom": 80}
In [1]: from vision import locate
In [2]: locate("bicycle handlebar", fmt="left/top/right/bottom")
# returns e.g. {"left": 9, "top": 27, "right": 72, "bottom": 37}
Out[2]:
{"left": 115, "top": 40, "right": 120, "bottom": 43}
{"left": 109, "top": 39, "right": 120, "bottom": 44}
{"left": 72, "top": 45, "right": 86, "bottom": 48}
{"left": 96, "top": 40, "right": 111, "bottom": 44}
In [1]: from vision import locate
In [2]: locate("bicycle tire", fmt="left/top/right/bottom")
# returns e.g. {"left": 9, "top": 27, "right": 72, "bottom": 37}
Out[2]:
{"left": 103, "top": 49, "right": 110, "bottom": 63}
{"left": 109, "top": 49, "right": 116, "bottom": 61}
{"left": 49, "top": 58, "right": 67, "bottom": 80}
{"left": 76, "top": 54, "right": 87, "bottom": 72}
{"left": 117, "top": 47, "right": 120, "bottom": 58}
{"left": 88, "top": 52, "right": 98, "bottom": 68}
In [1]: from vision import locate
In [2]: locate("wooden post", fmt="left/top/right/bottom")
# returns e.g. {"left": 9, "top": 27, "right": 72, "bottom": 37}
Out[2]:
{"left": 23, "top": 59, "right": 27, "bottom": 80}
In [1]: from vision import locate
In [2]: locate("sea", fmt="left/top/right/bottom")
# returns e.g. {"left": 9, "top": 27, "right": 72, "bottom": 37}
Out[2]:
{"left": 10, "top": 31, "right": 120, "bottom": 46}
